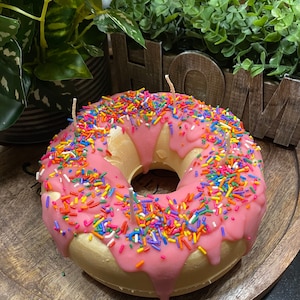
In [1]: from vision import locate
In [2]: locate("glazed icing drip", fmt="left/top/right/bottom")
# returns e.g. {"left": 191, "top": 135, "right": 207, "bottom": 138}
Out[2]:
{"left": 38, "top": 90, "right": 266, "bottom": 300}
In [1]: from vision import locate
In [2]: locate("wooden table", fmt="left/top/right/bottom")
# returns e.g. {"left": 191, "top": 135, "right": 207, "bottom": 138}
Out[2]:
{"left": 0, "top": 140, "right": 299, "bottom": 300}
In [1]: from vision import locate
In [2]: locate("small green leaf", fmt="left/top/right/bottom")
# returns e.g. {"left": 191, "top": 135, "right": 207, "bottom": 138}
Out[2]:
{"left": 260, "top": 51, "right": 266, "bottom": 65}
{"left": 253, "top": 16, "right": 268, "bottom": 27}
{"left": 264, "top": 32, "right": 281, "bottom": 42}
{"left": 271, "top": 8, "right": 281, "bottom": 18}
{"left": 267, "top": 65, "right": 290, "bottom": 77}
{"left": 280, "top": 39, "right": 297, "bottom": 55}
{"left": 221, "top": 44, "right": 235, "bottom": 57}
{"left": 154, "top": 3, "right": 170, "bottom": 16}
{"left": 165, "top": 13, "right": 179, "bottom": 24}
{"left": 251, "top": 42, "right": 267, "bottom": 54}
{"left": 214, "top": 29, "right": 227, "bottom": 45}
{"left": 240, "top": 58, "right": 253, "bottom": 70}
{"left": 233, "top": 33, "right": 246, "bottom": 46}
{"left": 269, "top": 51, "right": 283, "bottom": 66}
{"left": 250, "top": 64, "right": 264, "bottom": 77}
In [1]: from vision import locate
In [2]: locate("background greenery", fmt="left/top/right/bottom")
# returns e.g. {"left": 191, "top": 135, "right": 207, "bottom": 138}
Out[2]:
{"left": 111, "top": 0, "right": 300, "bottom": 78}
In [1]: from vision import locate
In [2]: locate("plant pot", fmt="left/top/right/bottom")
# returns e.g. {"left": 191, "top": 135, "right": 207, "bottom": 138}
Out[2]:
{"left": 110, "top": 33, "right": 300, "bottom": 147}
{"left": 0, "top": 55, "right": 111, "bottom": 145}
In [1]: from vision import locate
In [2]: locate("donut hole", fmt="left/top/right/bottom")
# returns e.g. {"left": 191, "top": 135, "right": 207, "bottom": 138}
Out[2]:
{"left": 131, "top": 168, "right": 180, "bottom": 196}
{"left": 106, "top": 124, "right": 203, "bottom": 195}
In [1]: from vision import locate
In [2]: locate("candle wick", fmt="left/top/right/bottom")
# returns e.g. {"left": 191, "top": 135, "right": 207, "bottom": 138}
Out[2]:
{"left": 72, "top": 97, "right": 78, "bottom": 130}
{"left": 129, "top": 187, "right": 136, "bottom": 225}
{"left": 219, "top": 133, "right": 231, "bottom": 166}
{"left": 165, "top": 74, "right": 176, "bottom": 104}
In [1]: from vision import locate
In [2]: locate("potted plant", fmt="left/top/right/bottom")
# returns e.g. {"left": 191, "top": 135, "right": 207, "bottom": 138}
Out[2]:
{"left": 109, "top": 0, "right": 300, "bottom": 147}
{"left": 0, "top": 0, "right": 145, "bottom": 142}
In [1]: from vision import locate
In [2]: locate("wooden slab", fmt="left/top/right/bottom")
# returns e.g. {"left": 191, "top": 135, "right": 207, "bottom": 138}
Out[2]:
{"left": 0, "top": 140, "right": 299, "bottom": 300}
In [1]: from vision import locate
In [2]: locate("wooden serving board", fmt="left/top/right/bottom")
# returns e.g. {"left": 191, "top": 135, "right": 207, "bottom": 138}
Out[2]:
{"left": 0, "top": 140, "right": 299, "bottom": 300}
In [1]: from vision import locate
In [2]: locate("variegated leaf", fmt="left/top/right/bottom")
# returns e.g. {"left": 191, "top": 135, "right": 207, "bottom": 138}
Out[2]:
{"left": 2, "top": 1, "right": 35, "bottom": 52}
{"left": 0, "top": 15, "right": 20, "bottom": 47}
{"left": 107, "top": 10, "right": 145, "bottom": 47}
{"left": 29, "top": 78, "right": 76, "bottom": 112}
{"left": 95, "top": 9, "right": 145, "bottom": 47}
{"left": 0, "top": 39, "right": 28, "bottom": 130}
{"left": 0, "top": 39, "right": 29, "bottom": 104}
{"left": 45, "top": 2, "right": 76, "bottom": 46}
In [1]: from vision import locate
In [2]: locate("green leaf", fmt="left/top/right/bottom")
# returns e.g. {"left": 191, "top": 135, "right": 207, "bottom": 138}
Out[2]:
{"left": 214, "top": 29, "right": 227, "bottom": 45}
{"left": 0, "top": 94, "right": 25, "bottom": 131}
{"left": 0, "top": 18, "right": 27, "bottom": 130}
{"left": 45, "top": 2, "right": 77, "bottom": 46}
{"left": 250, "top": 64, "right": 264, "bottom": 77}
{"left": 267, "top": 65, "right": 290, "bottom": 77}
{"left": 165, "top": 13, "right": 179, "bottom": 24}
{"left": 83, "top": 43, "right": 104, "bottom": 57}
{"left": 221, "top": 44, "right": 235, "bottom": 57}
{"left": 253, "top": 16, "right": 268, "bottom": 27}
{"left": 154, "top": 2, "right": 170, "bottom": 16}
{"left": 0, "top": 15, "right": 20, "bottom": 47}
{"left": 94, "top": 14, "right": 119, "bottom": 34}
{"left": 260, "top": 51, "right": 266, "bottom": 65}
{"left": 269, "top": 51, "right": 283, "bottom": 66}
{"left": 104, "top": 9, "right": 145, "bottom": 47}
{"left": 0, "top": 39, "right": 29, "bottom": 104}
{"left": 251, "top": 42, "right": 266, "bottom": 54}
{"left": 280, "top": 38, "right": 297, "bottom": 55}
{"left": 240, "top": 58, "right": 253, "bottom": 70}
{"left": 264, "top": 32, "right": 281, "bottom": 42}
{"left": 233, "top": 33, "right": 246, "bottom": 46}
{"left": 34, "top": 44, "right": 92, "bottom": 80}
{"left": 3, "top": 2, "right": 35, "bottom": 52}
{"left": 286, "top": 26, "right": 300, "bottom": 43}
{"left": 271, "top": 8, "right": 281, "bottom": 18}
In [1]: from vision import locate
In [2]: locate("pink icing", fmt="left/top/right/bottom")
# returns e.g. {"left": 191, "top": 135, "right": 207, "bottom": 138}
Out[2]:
{"left": 38, "top": 90, "right": 266, "bottom": 299}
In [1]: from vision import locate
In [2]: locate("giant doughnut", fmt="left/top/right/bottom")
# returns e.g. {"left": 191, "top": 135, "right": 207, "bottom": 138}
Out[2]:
{"left": 37, "top": 89, "right": 266, "bottom": 300}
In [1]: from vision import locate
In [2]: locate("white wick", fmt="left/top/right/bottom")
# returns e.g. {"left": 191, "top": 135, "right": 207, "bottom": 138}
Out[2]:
{"left": 72, "top": 97, "right": 77, "bottom": 129}
{"left": 165, "top": 74, "right": 176, "bottom": 103}
{"left": 129, "top": 187, "right": 136, "bottom": 225}
{"left": 220, "top": 133, "right": 231, "bottom": 165}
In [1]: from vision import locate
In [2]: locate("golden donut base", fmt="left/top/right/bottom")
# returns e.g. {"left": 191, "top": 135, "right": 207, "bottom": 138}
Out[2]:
{"left": 69, "top": 234, "right": 246, "bottom": 297}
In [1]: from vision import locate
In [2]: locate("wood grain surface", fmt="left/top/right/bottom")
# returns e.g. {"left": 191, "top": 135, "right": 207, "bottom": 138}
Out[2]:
{"left": 0, "top": 140, "right": 299, "bottom": 300}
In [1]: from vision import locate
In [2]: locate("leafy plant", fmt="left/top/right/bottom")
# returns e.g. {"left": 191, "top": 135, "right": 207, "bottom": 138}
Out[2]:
{"left": 0, "top": 0, "right": 145, "bottom": 130}
{"left": 111, "top": 0, "right": 300, "bottom": 78}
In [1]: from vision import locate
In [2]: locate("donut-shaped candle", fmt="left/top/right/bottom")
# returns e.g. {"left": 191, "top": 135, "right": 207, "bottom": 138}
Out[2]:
{"left": 37, "top": 89, "right": 266, "bottom": 300}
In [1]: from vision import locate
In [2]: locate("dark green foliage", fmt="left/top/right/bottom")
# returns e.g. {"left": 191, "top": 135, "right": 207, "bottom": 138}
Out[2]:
{"left": 111, "top": 0, "right": 300, "bottom": 78}
{"left": 0, "top": 0, "right": 144, "bottom": 130}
